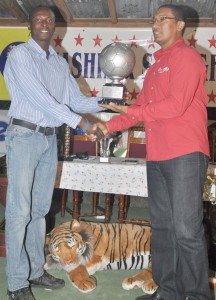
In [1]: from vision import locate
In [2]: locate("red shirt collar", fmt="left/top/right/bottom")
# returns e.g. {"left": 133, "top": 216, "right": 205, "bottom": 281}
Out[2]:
{"left": 154, "top": 38, "right": 185, "bottom": 60}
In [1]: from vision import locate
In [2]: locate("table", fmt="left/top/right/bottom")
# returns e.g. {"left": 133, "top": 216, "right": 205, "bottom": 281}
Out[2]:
{"left": 55, "top": 156, "right": 147, "bottom": 222}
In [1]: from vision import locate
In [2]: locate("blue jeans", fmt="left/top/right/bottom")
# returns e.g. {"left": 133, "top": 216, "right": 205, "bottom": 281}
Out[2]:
{"left": 147, "top": 152, "right": 211, "bottom": 300}
{"left": 5, "top": 125, "right": 57, "bottom": 291}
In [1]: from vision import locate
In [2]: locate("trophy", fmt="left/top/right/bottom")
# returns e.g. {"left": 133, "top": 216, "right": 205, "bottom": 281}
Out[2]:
{"left": 99, "top": 135, "right": 111, "bottom": 162}
{"left": 99, "top": 42, "right": 135, "bottom": 105}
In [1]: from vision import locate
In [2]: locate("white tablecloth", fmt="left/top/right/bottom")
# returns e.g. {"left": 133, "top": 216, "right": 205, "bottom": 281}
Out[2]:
{"left": 55, "top": 157, "right": 147, "bottom": 197}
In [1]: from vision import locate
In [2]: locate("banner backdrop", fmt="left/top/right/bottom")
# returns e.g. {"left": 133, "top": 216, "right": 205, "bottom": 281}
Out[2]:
{"left": 0, "top": 26, "right": 215, "bottom": 103}
{"left": 0, "top": 26, "right": 216, "bottom": 154}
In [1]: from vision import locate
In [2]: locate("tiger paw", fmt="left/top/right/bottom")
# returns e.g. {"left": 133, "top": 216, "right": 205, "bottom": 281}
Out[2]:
{"left": 71, "top": 275, "right": 97, "bottom": 293}
{"left": 142, "top": 279, "right": 158, "bottom": 294}
{"left": 122, "top": 276, "right": 143, "bottom": 290}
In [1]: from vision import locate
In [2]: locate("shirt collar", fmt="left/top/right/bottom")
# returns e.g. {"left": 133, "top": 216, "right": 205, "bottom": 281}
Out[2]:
{"left": 28, "top": 38, "right": 57, "bottom": 58}
{"left": 154, "top": 38, "right": 185, "bottom": 60}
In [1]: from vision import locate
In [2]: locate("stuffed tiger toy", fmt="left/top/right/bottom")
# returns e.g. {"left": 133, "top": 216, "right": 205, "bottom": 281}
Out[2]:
{"left": 44, "top": 220, "right": 157, "bottom": 293}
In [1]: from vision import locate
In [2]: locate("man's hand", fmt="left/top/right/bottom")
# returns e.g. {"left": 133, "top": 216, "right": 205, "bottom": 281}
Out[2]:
{"left": 96, "top": 122, "right": 109, "bottom": 136}
{"left": 86, "top": 123, "right": 104, "bottom": 140}
{"left": 99, "top": 102, "right": 128, "bottom": 114}
{"left": 87, "top": 122, "right": 108, "bottom": 142}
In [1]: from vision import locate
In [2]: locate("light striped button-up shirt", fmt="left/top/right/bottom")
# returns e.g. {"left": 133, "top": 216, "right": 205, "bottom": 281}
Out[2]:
{"left": 4, "top": 38, "right": 102, "bottom": 128}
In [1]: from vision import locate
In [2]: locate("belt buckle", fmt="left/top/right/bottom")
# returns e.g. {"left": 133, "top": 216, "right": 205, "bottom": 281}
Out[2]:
{"left": 35, "top": 125, "right": 41, "bottom": 133}
{"left": 45, "top": 127, "right": 54, "bottom": 135}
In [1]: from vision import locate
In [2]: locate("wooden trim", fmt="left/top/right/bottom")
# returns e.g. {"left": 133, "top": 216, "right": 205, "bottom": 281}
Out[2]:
{"left": 107, "top": 0, "right": 118, "bottom": 24}
{"left": 0, "top": 176, "right": 7, "bottom": 207}
{"left": 53, "top": 0, "right": 73, "bottom": 23}
{"left": 0, "top": 232, "right": 6, "bottom": 257}
{"left": 0, "top": 19, "right": 215, "bottom": 28}
{"left": 1, "top": 0, "right": 27, "bottom": 23}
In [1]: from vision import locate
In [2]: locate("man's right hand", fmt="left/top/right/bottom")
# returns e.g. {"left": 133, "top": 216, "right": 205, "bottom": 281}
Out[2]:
{"left": 87, "top": 122, "right": 108, "bottom": 141}
{"left": 96, "top": 122, "right": 109, "bottom": 136}
{"left": 92, "top": 126, "right": 105, "bottom": 140}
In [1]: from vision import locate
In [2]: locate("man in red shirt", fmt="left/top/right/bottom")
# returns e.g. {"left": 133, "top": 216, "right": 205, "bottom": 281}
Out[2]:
{"left": 90, "top": 4, "right": 211, "bottom": 300}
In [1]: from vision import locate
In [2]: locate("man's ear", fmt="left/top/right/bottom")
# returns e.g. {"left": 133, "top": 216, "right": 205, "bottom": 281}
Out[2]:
{"left": 177, "top": 20, "right": 185, "bottom": 32}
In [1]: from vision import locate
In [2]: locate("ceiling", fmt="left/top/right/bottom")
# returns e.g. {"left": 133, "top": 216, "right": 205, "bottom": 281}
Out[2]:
{"left": 0, "top": 0, "right": 215, "bottom": 28}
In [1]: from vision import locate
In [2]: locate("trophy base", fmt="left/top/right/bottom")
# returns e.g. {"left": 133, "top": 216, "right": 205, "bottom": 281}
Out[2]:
{"left": 98, "top": 98, "right": 125, "bottom": 105}
{"left": 99, "top": 156, "right": 110, "bottom": 163}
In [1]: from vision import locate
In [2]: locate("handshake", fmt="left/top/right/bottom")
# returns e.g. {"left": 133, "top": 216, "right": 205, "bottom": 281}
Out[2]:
{"left": 85, "top": 122, "right": 108, "bottom": 142}
{"left": 81, "top": 101, "right": 128, "bottom": 141}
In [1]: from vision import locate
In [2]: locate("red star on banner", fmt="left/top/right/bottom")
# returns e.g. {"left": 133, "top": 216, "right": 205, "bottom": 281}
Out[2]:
{"left": 208, "top": 90, "right": 216, "bottom": 103}
{"left": 93, "top": 34, "right": 102, "bottom": 47}
{"left": 112, "top": 35, "right": 121, "bottom": 43}
{"left": 74, "top": 33, "right": 84, "bottom": 46}
{"left": 129, "top": 35, "right": 138, "bottom": 48}
{"left": 130, "top": 88, "right": 139, "bottom": 100}
{"left": 208, "top": 35, "right": 216, "bottom": 48}
{"left": 147, "top": 36, "right": 155, "bottom": 48}
{"left": 187, "top": 35, "right": 197, "bottom": 47}
{"left": 90, "top": 87, "right": 99, "bottom": 97}
{"left": 53, "top": 35, "right": 63, "bottom": 47}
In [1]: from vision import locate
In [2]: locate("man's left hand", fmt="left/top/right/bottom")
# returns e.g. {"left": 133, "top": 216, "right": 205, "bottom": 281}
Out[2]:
{"left": 86, "top": 123, "right": 104, "bottom": 140}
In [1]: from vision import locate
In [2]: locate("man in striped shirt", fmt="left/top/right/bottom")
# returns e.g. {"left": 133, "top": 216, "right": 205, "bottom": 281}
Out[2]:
{"left": 4, "top": 5, "right": 103, "bottom": 300}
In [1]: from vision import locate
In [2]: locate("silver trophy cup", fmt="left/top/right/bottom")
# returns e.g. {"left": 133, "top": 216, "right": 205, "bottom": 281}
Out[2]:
{"left": 99, "top": 136, "right": 111, "bottom": 162}
{"left": 99, "top": 42, "right": 135, "bottom": 105}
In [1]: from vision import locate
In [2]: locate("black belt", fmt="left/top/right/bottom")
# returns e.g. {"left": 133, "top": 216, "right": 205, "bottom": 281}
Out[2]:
{"left": 10, "top": 118, "right": 58, "bottom": 136}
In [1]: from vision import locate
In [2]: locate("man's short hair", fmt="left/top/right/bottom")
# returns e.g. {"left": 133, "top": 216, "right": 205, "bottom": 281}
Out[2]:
{"left": 28, "top": 6, "right": 55, "bottom": 22}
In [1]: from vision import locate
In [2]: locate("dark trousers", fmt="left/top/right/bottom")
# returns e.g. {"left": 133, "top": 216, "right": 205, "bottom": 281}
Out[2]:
{"left": 147, "top": 152, "right": 211, "bottom": 300}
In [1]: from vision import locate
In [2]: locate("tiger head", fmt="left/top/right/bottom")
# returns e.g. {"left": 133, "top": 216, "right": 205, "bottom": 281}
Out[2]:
{"left": 45, "top": 220, "right": 94, "bottom": 272}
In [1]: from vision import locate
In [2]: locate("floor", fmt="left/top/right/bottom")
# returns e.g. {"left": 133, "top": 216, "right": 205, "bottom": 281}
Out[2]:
{"left": 0, "top": 192, "right": 216, "bottom": 300}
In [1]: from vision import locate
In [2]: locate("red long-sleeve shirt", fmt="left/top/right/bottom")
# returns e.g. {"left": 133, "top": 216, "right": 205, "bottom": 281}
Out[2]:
{"left": 107, "top": 38, "right": 210, "bottom": 161}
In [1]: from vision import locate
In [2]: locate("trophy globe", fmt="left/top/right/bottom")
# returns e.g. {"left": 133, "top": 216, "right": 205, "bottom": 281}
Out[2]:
{"left": 99, "top": 42, "right": 135, "bottom": 105}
